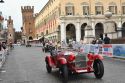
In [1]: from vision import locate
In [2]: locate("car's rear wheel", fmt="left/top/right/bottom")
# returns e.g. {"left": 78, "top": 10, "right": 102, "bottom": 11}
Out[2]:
{"left": 60, "top": 64, "right": 68, "bottom": 83}
{"left": 93, "top": 59, "right": 104, "bottom": 79}
{"left": 46, "top": 63, "right": 52, "bottom": 73}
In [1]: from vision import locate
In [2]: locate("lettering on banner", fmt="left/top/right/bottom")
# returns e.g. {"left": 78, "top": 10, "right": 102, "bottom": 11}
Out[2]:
{"left": 102, "top": 44, "right": 113, "bottom": 57}
{"left": 113, "top": 44, "right": 125, "bottom": 58}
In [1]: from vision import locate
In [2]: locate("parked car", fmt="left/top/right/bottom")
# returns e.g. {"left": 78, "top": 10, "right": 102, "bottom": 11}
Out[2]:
{"left": 26, "top": 42, "right": 31, "bottom": 47}
{"left": 45, "top": 49, "right": 104, "bottom": 83}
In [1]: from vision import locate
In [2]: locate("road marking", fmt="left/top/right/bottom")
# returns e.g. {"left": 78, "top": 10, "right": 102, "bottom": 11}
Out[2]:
{"left": 0, "top": 70, "right": 6, "bottom": 73}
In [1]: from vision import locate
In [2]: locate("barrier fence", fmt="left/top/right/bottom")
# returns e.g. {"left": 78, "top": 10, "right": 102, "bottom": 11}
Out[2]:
{"left": 0, "top": 48, "right": 9, "bottom": 68}
{"left": 80, "top": 44, "right": 125, "bottom": 58}
{"left": 30, "top": 43, "right": 125, "bottom": 58}
{"left": 112, "top": 44, "right": 125, "bottom": 58}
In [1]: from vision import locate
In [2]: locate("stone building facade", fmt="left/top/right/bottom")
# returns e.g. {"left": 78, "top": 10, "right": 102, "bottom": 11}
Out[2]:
{"left": 7, "top": 16, "right": 15, "bottom": 44}
{"left": 0, "top": 12, "right": 4, "bottom": 30}
{"left": 35, "top": 0, "right": 125, "bottom": 43}
{"left": 21, "top": 6, "right": 35, "bottom": 44}
{"left": 15, "top": 31, "right": 22, "bottom": 43}
{"left": 0, "top": 11, "right": 5, "bottom": 42}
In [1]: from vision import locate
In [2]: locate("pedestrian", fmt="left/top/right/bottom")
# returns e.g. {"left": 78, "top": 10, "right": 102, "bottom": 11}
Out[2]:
{"left": 57, "top": 41, "right": 61, "bottom": 49}
{"left": 103, "top": 34, "right": 110, "bottom": 44}
{"left": 72, "top": 40, "right": 76, "bottom": 49}
{"left": 61, "top": 41, "right": 67, "bottom": 48}
{"left": 0, "top": 42, "right": 2, "bottom": 51}
{"left": 97, "top": 38, "right": 103, "bottom": 44}
{"left": 91, "top": 38, "right": 97, "bottom": 44}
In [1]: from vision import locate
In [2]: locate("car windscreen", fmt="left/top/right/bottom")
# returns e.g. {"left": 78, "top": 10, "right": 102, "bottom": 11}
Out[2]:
{"left": 64, "top": 51, "right": 78, "bottom": 56}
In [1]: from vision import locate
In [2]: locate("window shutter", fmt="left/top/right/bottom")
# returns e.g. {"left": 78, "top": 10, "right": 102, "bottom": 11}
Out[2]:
{"left": 102, "top": 6, "right": 104, "bottom": 14}
{"left": 115, "top": 6, "right": 117, "bottom": 14}
{"left": 72, "top": 6, "right": 74, "bottom": 15}
{"left": 122, "top": 6, "right": 125, "bottom": 14}
{"left": 88, "top": 6, "right": 89, "bottom": 15}
{"left": 65, "top": 6, "right": 68, "bottom": 15}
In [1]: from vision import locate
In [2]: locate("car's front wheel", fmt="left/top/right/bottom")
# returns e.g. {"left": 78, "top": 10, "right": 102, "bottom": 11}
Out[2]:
{"left": 60, "top": 64, "right": 68, "bottom": 83}
{"left": 93, "top": 59, "right": 104, "bottom": 79}
{"left": 46, "top": 63, "right": 52, "bottom": 73}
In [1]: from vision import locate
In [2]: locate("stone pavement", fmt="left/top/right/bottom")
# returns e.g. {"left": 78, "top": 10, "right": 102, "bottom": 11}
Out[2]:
{"left": 0, "top": 46, "right": 125, "bottom": 83}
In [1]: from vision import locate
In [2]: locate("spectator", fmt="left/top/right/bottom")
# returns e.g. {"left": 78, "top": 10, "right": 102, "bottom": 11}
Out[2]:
{"left": 103, "top": 34, "right": 110, "bottom": 44}
{"left": 91, "top": 38, "right": 97, "bottom": 44}
{"left": 97, "top": 38, "right": 103, "bottom": 44}
{"left": 57, "top": 41, "right": 61, "bottom": 49}
{"left": 42, "top": 42, "right": 45, "bottom": 47}
{"left": 71, "top": 40, "right": 76, "bottom": 49}
{"left": 2, "top": 42, "right": 6, "bottom": 50}
{"left": 61, "top": 41, "right": 67, "bottom": 48}
{"left": 0, "top": 42, "right": 2, "bottom": 51}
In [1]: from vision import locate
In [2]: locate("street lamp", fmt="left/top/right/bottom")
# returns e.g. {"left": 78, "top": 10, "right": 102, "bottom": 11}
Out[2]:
{"left": 104, "top": 11, "right": 112, "bottom": 19}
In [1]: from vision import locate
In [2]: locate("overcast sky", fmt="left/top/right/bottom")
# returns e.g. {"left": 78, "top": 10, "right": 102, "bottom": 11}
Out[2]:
{"left": 0, "top": 0, "right": 49, "bottom": 31}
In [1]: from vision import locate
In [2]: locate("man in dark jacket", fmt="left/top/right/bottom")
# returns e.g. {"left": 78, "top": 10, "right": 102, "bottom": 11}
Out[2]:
{"left": 2, "top": 42, "right": 6, "bottom": 49}
{"left": 103, "top": 34, "right": 110, "bottom": 44}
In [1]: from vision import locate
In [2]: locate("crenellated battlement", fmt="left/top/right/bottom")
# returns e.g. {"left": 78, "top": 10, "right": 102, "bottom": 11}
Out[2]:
{"left": 21, "top": 6, "right": 34, "bottom": 13}
{"left": 7, "top": 16, "right": 13, "bottom": 25}
{"left": 21, "top": 6, "right": 35, "bottom": 39}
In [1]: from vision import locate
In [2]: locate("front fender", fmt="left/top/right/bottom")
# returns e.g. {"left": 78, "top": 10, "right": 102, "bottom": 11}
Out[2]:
{"left": 94, "top": 54, "right": 104, "bottom": 60}
{"left": 45, "top": 56, "right": 53, "bottom": 66}
{"left": 58, "top": 58, "right": 67, "bottom": 65}
{"left": 87, "top": 53, "right": 103, "bottom": 60}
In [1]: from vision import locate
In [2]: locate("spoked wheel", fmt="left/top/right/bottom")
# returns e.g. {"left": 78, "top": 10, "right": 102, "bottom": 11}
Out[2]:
{"left": 60, "top": 64, "right": 68, "bottom": 83}
{"left": 93, "top": 59, "right": 104, "bottom": 79}
{"left": 46, "top": 63, "right": 52, "bottom": 73}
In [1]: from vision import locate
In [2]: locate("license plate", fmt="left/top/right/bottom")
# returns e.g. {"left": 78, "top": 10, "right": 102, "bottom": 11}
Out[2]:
{"left": 77, "top": 70, "right": 88, "bottom": 73}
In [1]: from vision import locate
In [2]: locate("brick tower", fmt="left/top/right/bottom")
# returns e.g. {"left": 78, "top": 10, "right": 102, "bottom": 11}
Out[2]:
{"left": 21, "top": 6, "right": 35, "bottom": 44}
{"left": 7, "top": 16, "right": 15, "bottom": 44}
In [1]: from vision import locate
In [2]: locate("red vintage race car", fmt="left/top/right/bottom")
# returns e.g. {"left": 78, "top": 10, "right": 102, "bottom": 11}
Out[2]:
{"left": 45, "top": 49, "right": 104, "bottom": 83}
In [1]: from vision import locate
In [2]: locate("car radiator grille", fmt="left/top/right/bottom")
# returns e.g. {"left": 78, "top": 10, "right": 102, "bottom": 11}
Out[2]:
{"left": 74, "top": 55, "right": 87, "bottom": 68}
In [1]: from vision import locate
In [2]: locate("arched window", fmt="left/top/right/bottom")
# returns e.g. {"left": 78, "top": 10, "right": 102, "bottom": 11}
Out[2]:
{"left": 29, "top": 36, "right": 33, "bottom": 40}
{"left": 65, "top": 3, "right": 74, "bottom": 15}
{"left": 109, "top": 2, "right": 117, "bottom": 14}
{"left": 10, "top": 34, "right": 11, "bottom": 37}
{"left": 81, "top": 2, "right": 89, "bottom": 15}
{"left": 95, "top": 2, "right": 104, "bottom": 15}
{"left": 46, "top": 30, "right": 48, "bottom": 35}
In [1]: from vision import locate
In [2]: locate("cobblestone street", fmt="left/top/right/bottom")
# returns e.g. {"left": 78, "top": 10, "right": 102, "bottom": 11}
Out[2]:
{"left": 0, "top": 46, "right": 125, "bottom": 83}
